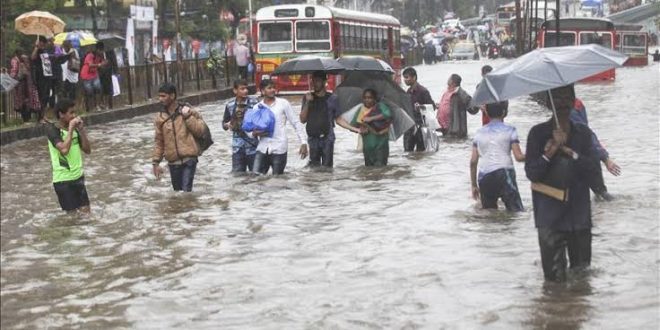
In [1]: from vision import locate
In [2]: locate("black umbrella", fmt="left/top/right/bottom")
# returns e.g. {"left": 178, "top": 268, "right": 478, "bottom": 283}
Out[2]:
{"left": 97, "top": 33, "right": 125, "bottom": 49}
{"left": 335, "top": 71, "right": 413, "bottom": 117}
{"left": 271, "top": 56, "right": 345, "bottom": 76}
{"left": 337, "top": 56, "right": 394, "bottom": 73}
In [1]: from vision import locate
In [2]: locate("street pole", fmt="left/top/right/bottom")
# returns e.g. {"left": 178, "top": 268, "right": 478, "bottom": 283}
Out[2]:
{"left": 248, "top": 0, "right": 253, "bottom": 41}
{"left": 555, "top": 0, "right": 560, "bottom": 47}
{"left": 174, "top": 0, "right": 184, "bottom": 94}
{"left": 91, "top": 0, "right": 99, "bottom": 34}
{"left": 515, "top": 0, "right": 523, "bottom": 55}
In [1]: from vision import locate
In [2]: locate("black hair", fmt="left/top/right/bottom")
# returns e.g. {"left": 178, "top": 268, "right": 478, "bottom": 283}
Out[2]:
{"left": 259, "top": 78, "right": 275, "bottom": 90}
{"left": 481, "top": 65, "right": 493, "bottom": 75}
{"left": 485, "top": 100, "right": 509, "bottom": 118}
{"left": 312, "top": 71, "right": 327, "bottom": 80}
{"left": 38, "top": 36, "right": 47, "bottom": 43}
{"left": 158, "top": 82, "right": 177, "bottom": 98}
{"left": 546, "top": 84, "right": 575, "bottom": 108}
{"left": 95, "top": 41, "right": 105, "bottom": 51}
{"left": 363, "top": 88, "right": 378, "bottom": 100}
{"left": 55, "top": 99, "right": 76, "bottom": 119}
{"left": 449, "top": 74, "right": 462, "bottom": 86}
{"left": 402, "top": 67, "right": 417, "bottom": 78}
{"left": 233, "top": 79, "right": 249, "bottom": 89}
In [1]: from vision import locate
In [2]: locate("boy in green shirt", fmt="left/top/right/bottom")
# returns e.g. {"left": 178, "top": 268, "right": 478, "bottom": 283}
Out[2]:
{"left": 46, "top": 99, "right": 92, "bottom": 213}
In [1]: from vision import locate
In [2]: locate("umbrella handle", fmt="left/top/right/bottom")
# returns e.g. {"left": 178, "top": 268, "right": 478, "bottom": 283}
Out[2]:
{"left": 547, "top": 89, "right": 560, "bottom": 129}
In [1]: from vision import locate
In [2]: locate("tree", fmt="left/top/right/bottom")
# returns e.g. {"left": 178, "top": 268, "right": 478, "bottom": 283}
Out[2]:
{"left": 1, "top": 0, "right": 66, "bottom": 66}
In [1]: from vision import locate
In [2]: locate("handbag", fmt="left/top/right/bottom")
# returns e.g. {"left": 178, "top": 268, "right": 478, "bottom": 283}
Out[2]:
{"left": 68, "top": 52, "right": 81, "bottom": 72}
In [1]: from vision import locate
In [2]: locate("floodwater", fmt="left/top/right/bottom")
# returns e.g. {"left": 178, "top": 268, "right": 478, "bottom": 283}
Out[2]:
{"left": 1, "top": 58, "right": 658, "bottom": 329}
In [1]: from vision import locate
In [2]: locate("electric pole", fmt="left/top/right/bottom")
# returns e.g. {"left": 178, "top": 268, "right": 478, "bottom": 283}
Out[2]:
{"left": 174, "top": 0, "right": 184, "bottom": 94}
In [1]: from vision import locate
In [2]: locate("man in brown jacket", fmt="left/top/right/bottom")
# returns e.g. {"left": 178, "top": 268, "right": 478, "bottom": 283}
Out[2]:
{"left": 152, "top": 83, "right": 207, "bottom": 192}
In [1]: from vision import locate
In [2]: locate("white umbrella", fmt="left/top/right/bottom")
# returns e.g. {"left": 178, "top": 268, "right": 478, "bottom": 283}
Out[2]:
{"left": 470, "top": 44, "right": 628, "bottom": 125}
{"left": 15, "top": 11, "right": 65, "bottom": 37}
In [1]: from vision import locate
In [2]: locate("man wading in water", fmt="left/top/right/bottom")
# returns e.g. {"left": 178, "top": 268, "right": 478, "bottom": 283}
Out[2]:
{"left": 525, "top": 84, "right": 600, "bottom": 282}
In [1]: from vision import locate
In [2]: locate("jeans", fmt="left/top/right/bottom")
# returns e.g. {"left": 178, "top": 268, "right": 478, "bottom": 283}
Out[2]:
{"left": 253, "top": 151, "right": 287, "bottom": 175}
{"left": 308, "top": 136, "right": 334, "bottom": 167}
{"left": 232, "top": 148, "right": 256, "bottom": 172}
{"left": 537, "top": 228, "right": 592, "bottom": 282}
{"left": 403, "top": 126, "right": 426, "bottom": 152}
{"left": 168, "top": 158, "right": 197, "bottom": 192}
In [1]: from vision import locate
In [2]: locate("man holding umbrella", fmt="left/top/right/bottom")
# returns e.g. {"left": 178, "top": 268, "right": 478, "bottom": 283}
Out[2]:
{"left": 525, "top": 84, "right": 601, "bottom": 282}
{"left": 300, "top": 71, "right": 356, "bottom": 168}
{"left": 31, "top": 36, "right": 71, "bottom": 123}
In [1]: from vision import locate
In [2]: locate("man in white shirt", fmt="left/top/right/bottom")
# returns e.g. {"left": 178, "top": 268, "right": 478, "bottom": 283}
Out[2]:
{"left": 249, "top": 79, "right": 308, "bottom": 175}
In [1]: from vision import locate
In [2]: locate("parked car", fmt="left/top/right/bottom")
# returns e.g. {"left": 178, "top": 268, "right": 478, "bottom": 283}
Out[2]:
{"left": 450, "top": 42, "right": 479, "bottom": 60}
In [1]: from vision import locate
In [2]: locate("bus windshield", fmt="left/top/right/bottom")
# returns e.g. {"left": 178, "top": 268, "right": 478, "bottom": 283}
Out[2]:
{"left": 295, "top": 21, "right": 331, "bottom": 51}
{"left": 544, "top": 32, "right": 576, "bottom": 46}
{"left": 579, "top": 32, "right": 612, "bottom": 49}
{"left": 259, "top": 22, "right": 293, "bottom": 53}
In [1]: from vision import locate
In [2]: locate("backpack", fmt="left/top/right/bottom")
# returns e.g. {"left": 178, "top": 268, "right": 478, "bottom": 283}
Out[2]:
{"left": 305, "top": 93, "right": 332, "bottom": 138}
{"left": 169, "top": 103, "right": 214, "bottom": 155}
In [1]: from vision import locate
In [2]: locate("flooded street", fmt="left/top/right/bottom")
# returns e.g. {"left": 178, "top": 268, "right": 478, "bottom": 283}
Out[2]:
{"left": 1, "top": 59, "right": 658, "bottom": 329}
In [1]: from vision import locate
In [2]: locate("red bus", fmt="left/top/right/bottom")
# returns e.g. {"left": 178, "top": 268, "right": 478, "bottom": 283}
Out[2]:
{"left": 253, "top": 4, "right": 401, "bottom": 93}
{"left": 615, "top": 23, "right": 649, "bottom": 66}
{"left": 539, "top": 18, "right": 617, "bottom": 81}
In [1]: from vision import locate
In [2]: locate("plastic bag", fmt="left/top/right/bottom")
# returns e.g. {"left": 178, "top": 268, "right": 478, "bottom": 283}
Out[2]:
{"left": 111, "top": 74, "right": 121, "bottom": 97}
{"left": 241, "top": 103, "right": 275, "bottom": 137}
{"left": 247, "top": 62, "right": 254, "bottom": 73}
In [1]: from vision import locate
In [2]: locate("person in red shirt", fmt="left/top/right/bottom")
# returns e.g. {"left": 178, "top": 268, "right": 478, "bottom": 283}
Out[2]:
{"left": 80, "top": 43, "right": 106, "bottom": 112}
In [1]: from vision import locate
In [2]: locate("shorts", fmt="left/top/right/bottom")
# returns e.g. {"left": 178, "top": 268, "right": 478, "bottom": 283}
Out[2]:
{"left": 53, "top": 176, "right": 90, "bottom": 211}
{"left": 82, "top": 78, "right": 101, "bottom": 95}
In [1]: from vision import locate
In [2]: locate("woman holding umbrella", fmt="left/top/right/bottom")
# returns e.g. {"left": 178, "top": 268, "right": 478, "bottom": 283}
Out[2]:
{"left": 347, "top": 89, "right": 393, "bottom": 167}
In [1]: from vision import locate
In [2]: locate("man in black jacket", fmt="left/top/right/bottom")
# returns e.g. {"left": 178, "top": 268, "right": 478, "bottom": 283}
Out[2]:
{"left": 524, "top": 84, "right": 600, "bottom": 282}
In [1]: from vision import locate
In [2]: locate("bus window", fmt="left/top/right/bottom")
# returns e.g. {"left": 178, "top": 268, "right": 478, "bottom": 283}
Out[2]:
{"left": 341, "top": 23, "right": 349, "bottom": 50}
{"left": 579, "top": 32, "right": 612, "bottom": 49}
{"left": 296, "top": 21, "right": 331, "bottom": 51}
{"left": 359, "top": 25, "right": 365, "bottom": 50}
{"left": 259, "top": 22, "right": 293, "bottom": 53}
{"left": 370, "top": 26, "right": 377, "bottom": 50}
{"left": 622, "top": 34, "right": 646, "bottom": 55}
{"left": 350, "top": 24, "right": 357, "bottom": 49}
{"left": 394, "top": 29, "right": 400, "bottom": 53}
{"left": 544, "top": 32, "right": 577, "bottom": 47}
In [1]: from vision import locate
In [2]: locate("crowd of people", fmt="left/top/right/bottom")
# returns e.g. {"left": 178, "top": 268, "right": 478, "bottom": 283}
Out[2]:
{"left": 44, "top": 60, "right": 622, "bottom": 283}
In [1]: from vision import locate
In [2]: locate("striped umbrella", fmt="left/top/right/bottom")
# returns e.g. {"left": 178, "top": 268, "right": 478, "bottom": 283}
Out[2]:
{"left": 53, "top": 30, "right": 97, "bottom": 48}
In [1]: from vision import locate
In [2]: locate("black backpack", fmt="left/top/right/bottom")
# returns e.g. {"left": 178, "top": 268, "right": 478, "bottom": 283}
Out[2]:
{"left": 305, "top": 93, "right": 332, "bottom": 138}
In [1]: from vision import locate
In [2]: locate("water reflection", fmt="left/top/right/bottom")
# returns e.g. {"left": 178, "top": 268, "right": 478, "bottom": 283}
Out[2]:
{"left": 526, "top": 279, "right": 593, "bottom": 329}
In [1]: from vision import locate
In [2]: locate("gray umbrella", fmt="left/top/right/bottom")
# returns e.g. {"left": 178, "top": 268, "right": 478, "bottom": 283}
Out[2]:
{"left": 335, "top": 71, "right": 414, "bottom": 141}
{"left": 271, "top": 56, "right": 345, "bottom": 75}
{"left": 96, "top": 33, "right": 125, "bottom": 49}
{"left": 337, "top": 56, "right": 395, "bottom": 73}
{"left": 471, "top": 44, "right": 628, "bottom": 106}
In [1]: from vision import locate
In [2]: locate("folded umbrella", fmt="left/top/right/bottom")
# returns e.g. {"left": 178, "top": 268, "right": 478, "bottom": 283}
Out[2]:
{"left": 271, "top": 56, "right": 345, "bottom": 76}
{"left": 15, "top": 11, "right": 65, "bottom": 37}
